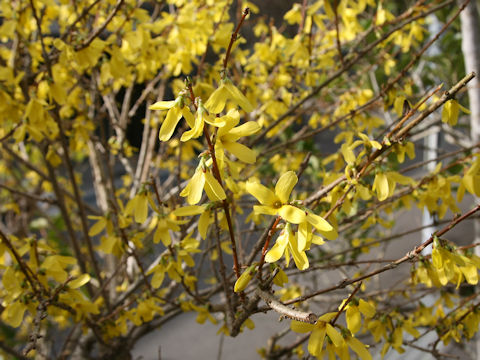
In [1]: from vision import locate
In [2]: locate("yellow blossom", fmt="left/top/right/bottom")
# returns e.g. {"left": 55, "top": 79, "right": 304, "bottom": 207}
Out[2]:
{"left": 180, "top": 164, "right": 226, "bottom": 205}
{"left": 205, "top": 77, "right": 253, "bottom": 114}
{"left": 265, "top": 223, "right": 309, "bottom": 270}
{"left": 215, "top": 109, "right": 260, "bottom": 164}
{"left": 149, "top": 95, "right": 195, "bottom": 141}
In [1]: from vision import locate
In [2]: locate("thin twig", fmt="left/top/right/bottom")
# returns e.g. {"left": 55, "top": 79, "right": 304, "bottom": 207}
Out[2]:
{"left": 223, "top": 8, "right": 250, "bottom": 74}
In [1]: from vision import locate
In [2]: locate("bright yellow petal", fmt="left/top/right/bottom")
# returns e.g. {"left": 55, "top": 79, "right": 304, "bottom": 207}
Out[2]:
{"left": 246, "top": 179, "right": 278, "bottom": 206}
{"left": 172, "top": 205, "right": 205, "bottom": 216}
{"left": 347, "top": 337, "right": 372, "bottom": 360}
{"left": 346, "top": 306, "right": 362, "bottom": 334}
{"left": 159, "top": 106, "right": 183, "bottom": 141}
{"left": 297, "top": 222, "right": 309, "bottom": 251}
{"left": 373, "top": 172, "right": 389, "bottom": 201}
{"left": 222, "top": 141, "right": 256, "bottom": 164}
{"left": 265, "top": 230, "right": 289, "bottom": 263}
{"left": 134, "top": 194, "right": 149, "bottom": 224}
{"left": 291, "top": 320, "right": 315, "bottom": 333}
{"left": 182, "top": 107, "right": 195, "bottom": 128}
{"left": 204, "top": 171, "right": 226, "bottom": 201}
{"left": 181, "top": 110, "right": 204, "bottom": 141}
{"left": 224, "top": 80, "right": 253, "bottom": 112}
{"left": 306, "top": 213, "right": 337, "bottom": 240}
{"left": 359, "top": 299, "right": 376, "bottom": 318}
{"left": 205, "top": 85, "right": 229, "bottom": 114}
{"left": 186, "top": 170, "right": 205, "bottom": 205}
{"left": 3, "top": 301, "right": 26, "bottom": 328}
{"left": 198, "top": 210, "right": 211, "bottom": 239}
{"left": 149, "top": 100, "right": 176, "bottom": 110}
{"left": 288, "top": 241, "right": 309, "bottom": 270}
{"left": 253, "top": 205, "right": 279, "bottom": 216}
{"left": 326, "top": 323, "right": 345, "bottom": 347}
{"left": 308, "top": 326, "right": 327, "bottom": 357}
{"left": 278, "top": 205, "right": 305, "bottom": 224}
{"left": 224, "top": 121, "right": 260, "bottom": 141}
{"left": 69, "top": 274, "right": 91, "bottom": 289}
{"left": 305, "top": 212, "right": 332, "bottom": 232}
{"left": 275, "top": 171, "right": 298, "bottom": 203}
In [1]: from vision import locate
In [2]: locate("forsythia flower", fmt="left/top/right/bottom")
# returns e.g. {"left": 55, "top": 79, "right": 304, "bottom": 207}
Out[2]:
{"left": 181, "top": 99, "right": 225, "bottom": 141}
{"left": 265, "top": 223, "right": 309, "bottom": 270}
{"left": 180, "top": 163, "right": 226, "bottom": 205}
{"left": 234, "top": 264, "right": 256, "bottom": 292}
{"left": 343, "top": 298, "right": 376, "bottom": 334}
{"left": 246, "top": 171, "right": 337, "bottom": 239}
{"left": 150, "top": 95, "right": 195, "bottom": 141}
{"left": 291, "top": 313, "right": 372, "bottom": 360}
{"left": 205, "top": 77, "right": 253, "bottom": 114}
{"left": 246, "top": 171, "right": 307, "bottom": 224}
{"left": 215, "top": 109, "right": 260, "bottom": 164}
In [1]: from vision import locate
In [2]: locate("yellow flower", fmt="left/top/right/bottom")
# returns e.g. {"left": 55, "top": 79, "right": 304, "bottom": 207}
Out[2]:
{"left": 150, "top": 95, "right": 195, "bottom": 141}
{"left": 246, "top": 171, "right": 306, "bottom": 224}
{"left": 292, "top": 314, "right": 372, "bottom": 360}
{"left": 180, "top": 164, "right": 226, "bottom": 205}
{"left": 215, "top": 109, "right": 260, "bottom": 164}
{"left": 265, "top": 223, "right": 309, "bottom": 270}
{"left": 246, "top": 171, "right": 337, "bottom": 239}
{"left": 291, "top": 313, "right": 345, "bottom": 358}
{"left": 181, "top": 99, "right": 225, "bottom": 142}
{"left": 234, "top": 264, "right": 256, "bottom": 292}
{"left": 125, "top": 192, "right": 150, "bottom": 224}
{"left": 344, "top": 298, "right": 376, "bottom": 334}
{"left": 205, "top": 77, "right": 253, "bottom": 114}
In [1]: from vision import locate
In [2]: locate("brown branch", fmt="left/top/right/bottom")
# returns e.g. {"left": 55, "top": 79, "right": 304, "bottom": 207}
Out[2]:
{"left": 256, "top": 289, "right": 318, "bottom": 324}
{"left": 223, "top": 7, "right": 250, "bottom": 74}
{"left": 257, "top": 216, "right": 281, "bottom": 281}
{"left": 213, "top": 209, "right": 235, "bottom": 328}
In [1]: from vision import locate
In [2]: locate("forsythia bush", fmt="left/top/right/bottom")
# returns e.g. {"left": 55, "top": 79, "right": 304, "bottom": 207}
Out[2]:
{"left": 0, "top": 0, "right": 479, "bottom": 359}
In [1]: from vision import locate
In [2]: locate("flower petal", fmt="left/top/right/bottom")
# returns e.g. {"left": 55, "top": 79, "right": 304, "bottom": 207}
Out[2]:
{"left": 265, "top": 231, "right": 289, "bottom": 263}
{"left": 204, "top": 171, "right": 227, "bottom": 201}
{"left": 149, "top": 100, "right": 176, "bottom": 110}
{"left": 308, "top": 326, "right": 327, "bottom": 357}
{"left": 185, "top": 170, "right": 205, "bottom": 205}
{"left": 205, "top": 84, "right": 229, "bottom": 114}
{"left": 159, "top": 106, "right": 183, "bottom": 141}
{"left": 246, "top": 179, "right": 278, "bottom": 206}
{"left": 222, "top": 141, "right": 256, "bottom": 164}
{"left": 346, "top": 306, "right": 362, "bottom": 334}
{"left": 253, "top": 205, "right": 279, "bottom": 216}
{"left": 278, "top": 205, "right": 305, "bottom": 224}
{"left": 306, "top": 213, "right": 337, "bottom": 240}
{"left": 288, "top": 241, "right": 309, "bottom": 270}
{"left": 275, "top": 171, "right": 298, "bottom": 203}
{"left": 291, "top": 320, "right": 315, "bottom": 333}
{"left": 173, "top": 205, "right": 205, "bottom": 216}
{"left": 347, "top": 337, "right": 372, "bottom": 360}
{"left": 225, "top": 121, "right": 261, "bottom": 142}
{"left": 224, "top": 80, "right": 253, "bottom": 112}
{"left": 326, "top": 323, "right": 345, "bottom": 347}
{"left": 181, "top": 111, "right": 204, "bottom": 141}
